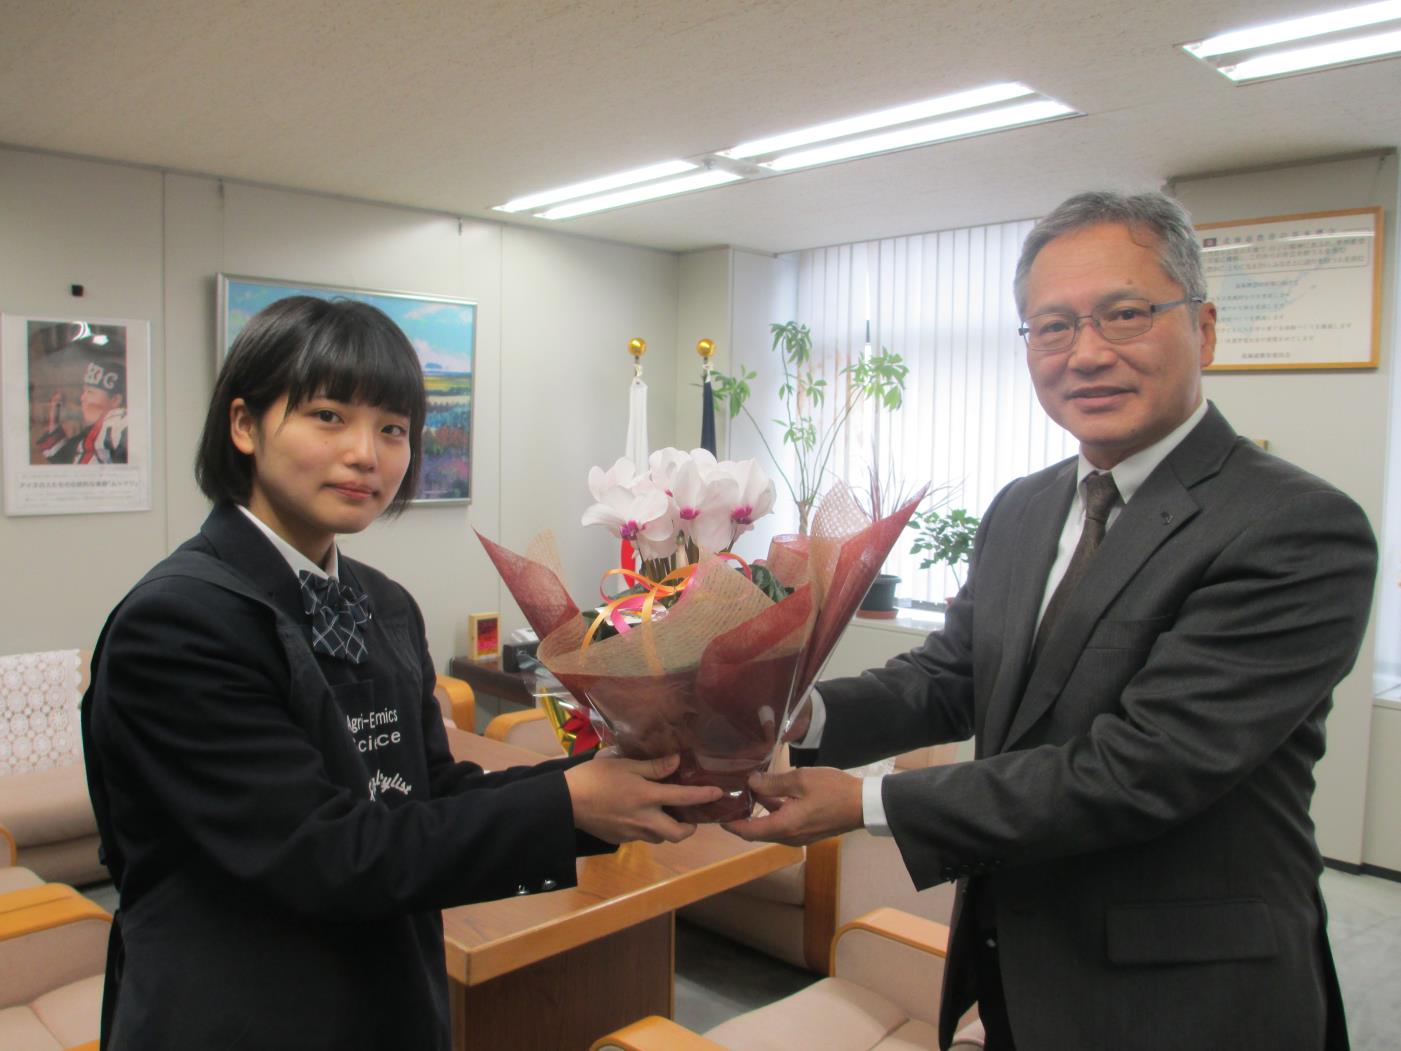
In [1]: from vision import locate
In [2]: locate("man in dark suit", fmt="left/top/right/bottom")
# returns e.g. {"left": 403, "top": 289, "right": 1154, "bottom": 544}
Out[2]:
{"left": 726, "top": 191, "right": 1376, "bottom": 1050}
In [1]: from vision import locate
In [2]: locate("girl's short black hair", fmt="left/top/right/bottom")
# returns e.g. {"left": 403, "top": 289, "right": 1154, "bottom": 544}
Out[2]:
{"left": 196, "top": 296, "right": 426, "bottom": 515}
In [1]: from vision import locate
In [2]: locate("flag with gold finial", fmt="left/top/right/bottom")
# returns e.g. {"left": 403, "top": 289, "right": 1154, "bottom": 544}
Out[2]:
{"left": 624, "top": 337, "right": 648, "bottom": 468}
{"left": 619, "top": 338, "right": 647, "bottom": 572}
{"left": 697, "top": 338, "right": 717, "bottom": 455}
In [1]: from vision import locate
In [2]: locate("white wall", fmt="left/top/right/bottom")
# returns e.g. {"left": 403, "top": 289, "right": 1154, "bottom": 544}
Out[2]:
{"left": 0, "top": 150, "right": 169, "bottom": 654}
{"left": 1, "top": 146, "right": 679, "bottom": 670}
{"left": 498, "top": 225, "right": 679, "bottom": 627}
{"left": 1175, "top": 153, "right": 1397, "bottom": 867}
{"left": 675, "top": 248, "right": 731, "bottom": 455}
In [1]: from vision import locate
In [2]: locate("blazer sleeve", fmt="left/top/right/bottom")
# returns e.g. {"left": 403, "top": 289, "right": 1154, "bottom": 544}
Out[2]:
{"left": 406, "top": 593, "right": 613, "bottom": 857}
{"left": 879, "top": 485, "right": 1376, "bottom": 888}
{"left": 92, "top": 575, "right": 587, "bottom": 920}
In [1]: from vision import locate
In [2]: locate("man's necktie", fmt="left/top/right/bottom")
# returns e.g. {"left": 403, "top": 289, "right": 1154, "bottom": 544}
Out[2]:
{"left": 298, "top": 571, "right": 372, "bottom": 664}
{"left": 1032, "top": 471, "right": 1120, "bottom": 663}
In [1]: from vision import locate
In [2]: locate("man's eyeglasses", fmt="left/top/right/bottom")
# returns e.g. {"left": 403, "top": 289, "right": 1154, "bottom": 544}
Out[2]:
{"left": 1018, "top": 297, "right": 1203, "bottom": 354}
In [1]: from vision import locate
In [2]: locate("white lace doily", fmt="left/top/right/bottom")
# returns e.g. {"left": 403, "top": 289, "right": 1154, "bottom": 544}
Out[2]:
{"left": 0, "top": 650, "right": 83, "bottom": 776}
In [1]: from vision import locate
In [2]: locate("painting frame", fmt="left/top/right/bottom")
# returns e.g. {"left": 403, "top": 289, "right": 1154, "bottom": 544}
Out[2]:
{"left": 216, "top": 274, "right": 477, "bottom": 505}
{"left": 1197, "top": 207, "right": 1382, "bottom": 372}
{"left": 2, "top": 312, "right": 152, "bottom": 516}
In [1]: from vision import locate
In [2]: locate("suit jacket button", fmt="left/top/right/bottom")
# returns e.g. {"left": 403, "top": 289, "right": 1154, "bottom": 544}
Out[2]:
{"left": 540, "top": 879, "right": 558, "bottom": 891}
{"left": 515, "top": 884, "right": 530, "bottom": 896}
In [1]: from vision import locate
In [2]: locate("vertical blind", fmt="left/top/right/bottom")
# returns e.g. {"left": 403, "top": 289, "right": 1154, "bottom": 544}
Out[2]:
{"left": 795, "top": 218, "right": 1077, "bottom": 605}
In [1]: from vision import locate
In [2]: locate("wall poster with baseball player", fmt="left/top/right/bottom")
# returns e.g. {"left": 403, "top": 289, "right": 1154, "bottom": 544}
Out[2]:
{"left": 2, "top": 314, "right": 151, "bottom": 515}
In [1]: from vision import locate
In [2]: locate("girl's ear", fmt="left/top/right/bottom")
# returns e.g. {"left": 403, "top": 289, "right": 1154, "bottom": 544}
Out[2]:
{"left": 229, "top": 398, "right": 258, "bottom": 456}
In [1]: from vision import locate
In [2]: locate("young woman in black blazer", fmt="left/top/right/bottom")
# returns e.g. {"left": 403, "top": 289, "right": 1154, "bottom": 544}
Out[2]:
{"left": 82, "top": 296, "right": 718, "bottom": 1050}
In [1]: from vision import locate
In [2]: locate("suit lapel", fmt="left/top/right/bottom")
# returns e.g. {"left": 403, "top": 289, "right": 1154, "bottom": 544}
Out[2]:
{"left": 1000, "top": 404, "right": 1241, "bottom": 751}
{"left": 981, "top": 463, "right": 1074, "bottom": 756}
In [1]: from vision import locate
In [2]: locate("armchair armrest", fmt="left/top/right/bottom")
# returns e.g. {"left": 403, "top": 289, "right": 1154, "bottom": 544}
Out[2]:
{"left": 484, "top": 707, "right": 547, "bottom": 742}
{"left": 829, "top": 907, "right": 950, "bottom": 1028}
{"left": 435, "top": 675, "right": 476, "bottom": 731}
{"left": 484, "top": 708, "right": 564, "bottom": 755}
{"left": 832, "top": 906, "right": 950, "bottom": 966}
{"left": 0, "top": 883, "right": 110, "bottom": 940}
{"left": 589, "top": 1015, "right": 726, "bottom": 1051}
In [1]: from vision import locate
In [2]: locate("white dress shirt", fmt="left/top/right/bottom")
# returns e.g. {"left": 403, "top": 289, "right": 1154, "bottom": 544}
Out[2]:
{"left": 798, "top": 399, "right": 1211, "bottom": 834}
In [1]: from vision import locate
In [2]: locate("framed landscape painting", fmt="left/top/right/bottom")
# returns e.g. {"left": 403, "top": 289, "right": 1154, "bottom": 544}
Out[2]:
{"left": 217, "top": 275, "right": 476, "bottom": 504}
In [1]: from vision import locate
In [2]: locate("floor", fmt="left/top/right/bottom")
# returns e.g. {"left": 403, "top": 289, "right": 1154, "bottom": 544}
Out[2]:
{"left": 79, "top": 867, "right": 1399, "bottom": 1047}
{"left": 672, "top": 866, "right": 1401, "bottom": 1050}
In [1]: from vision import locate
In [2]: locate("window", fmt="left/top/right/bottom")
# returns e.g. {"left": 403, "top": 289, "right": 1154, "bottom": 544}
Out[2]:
{"left": 794, "top": 219, "right": 1077, "bottom": 605}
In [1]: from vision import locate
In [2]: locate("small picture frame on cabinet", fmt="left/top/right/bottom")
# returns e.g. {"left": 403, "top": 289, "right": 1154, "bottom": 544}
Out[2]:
{"left": 468, "top": 612, "right": 501, "bottom": 663}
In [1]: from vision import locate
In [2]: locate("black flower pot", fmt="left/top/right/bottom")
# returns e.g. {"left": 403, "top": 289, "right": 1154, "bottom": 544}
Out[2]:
{"left": 858, "top": 573, "right": 901, "bottom": 618}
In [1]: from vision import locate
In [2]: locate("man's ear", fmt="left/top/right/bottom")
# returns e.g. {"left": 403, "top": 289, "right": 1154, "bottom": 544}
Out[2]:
{"left": 229, "top": 398, "right": 258, "bottom": 456}
{"left": 1197, "top": 301, "right": 1217, "bottom": 369}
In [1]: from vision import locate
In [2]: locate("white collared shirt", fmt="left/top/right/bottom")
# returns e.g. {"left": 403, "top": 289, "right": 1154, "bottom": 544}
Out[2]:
{"left": 236, "top": 504, "right": 341, "bottom": 582}
{"left": 800, "top": 399, "right": 1212, "bottom": 835}
{"left": 1035, "top": 398, "right": 1208, "bottom": 627}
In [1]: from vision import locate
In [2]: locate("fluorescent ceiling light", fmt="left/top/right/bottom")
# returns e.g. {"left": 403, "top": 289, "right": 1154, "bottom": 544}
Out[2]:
{"left": 1182, "top": 1, "right": 1401, "bottom": 81}
{"left": 494, "top": 81, "right": 1074, "bottom": 220}
{"left": 1185, "top": 0, "right": 1401, "bottom": 57}
{"left": 1218, "top": 27, "right": 1401, "bottom": 79}
{"left": 493, "top": 159, "right": 697, "bottom": 213}
{"left": 721, "top": 82, "right": 1035, "bottom": 160}
{"left": 535, "top": 169, "right": 742, "bottom": 219}
{"left": 764, "top": 99, "right": 1076, "bottom": 172}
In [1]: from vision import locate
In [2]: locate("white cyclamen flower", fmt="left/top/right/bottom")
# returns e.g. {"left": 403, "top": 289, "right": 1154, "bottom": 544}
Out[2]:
{"left": 588, "top": 457, "right": 638, "bottom": 501}
{"left": 672, "top": 458, "right": 740, "bottom": 553}
{"left": 722, "top": 459, "right": 776, "bottom": 540}
{"left": 581, "top": 482, "right": 674, "bottom": 553}
{"left": 646, "top": 447, "right": 690, "bottom": 496}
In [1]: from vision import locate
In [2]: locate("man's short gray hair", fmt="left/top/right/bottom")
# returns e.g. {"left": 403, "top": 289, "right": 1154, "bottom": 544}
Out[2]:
{"left": 1013, "top": 191, "right": 1207, "bottom": 315}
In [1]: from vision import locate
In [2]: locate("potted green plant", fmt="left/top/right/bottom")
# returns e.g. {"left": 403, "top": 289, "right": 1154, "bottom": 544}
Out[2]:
{"left": 710, "top": 321, "right": 907, "bottom": 536}
{"left": 907, "top": 507, "right": 980, "bottom": 606}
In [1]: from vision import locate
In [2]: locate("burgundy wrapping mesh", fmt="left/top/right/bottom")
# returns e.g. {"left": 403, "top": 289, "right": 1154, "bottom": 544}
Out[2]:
{"left": 479, "top": 486, "right": 924, "bottom": 821}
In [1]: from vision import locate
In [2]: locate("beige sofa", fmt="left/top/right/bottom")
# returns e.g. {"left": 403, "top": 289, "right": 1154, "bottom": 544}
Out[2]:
{"left": 0, "top": 652, "right": 103, "bottom": 886}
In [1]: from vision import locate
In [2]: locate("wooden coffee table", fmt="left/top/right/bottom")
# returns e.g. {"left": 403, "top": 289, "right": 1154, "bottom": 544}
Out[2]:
{"left": 443, "top": 728, "right": 802, "bottom": 1051}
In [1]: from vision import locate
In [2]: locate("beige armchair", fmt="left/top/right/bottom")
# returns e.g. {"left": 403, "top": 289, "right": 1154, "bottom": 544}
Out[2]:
{"left": 0, "top": 881, "right": 110, "bottom": 1051}
{"left": 589, "top": 906, "right": 984, "bottom": 1050}
{"left": 0, "top": 651, "right": 103, "bottom": 886}
{"left": 434, "top": 674, "right": 477, "bottom": 732}
{"left": 681, "top": 744, "right": 959, "bottom": 972}
{"left": 483, "top": 707, "right": 565, "bottom": 754}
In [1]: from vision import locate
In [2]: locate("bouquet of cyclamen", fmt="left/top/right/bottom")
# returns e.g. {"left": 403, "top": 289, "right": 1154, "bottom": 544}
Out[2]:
{"left": 479, "top": 447, "right": 921, "bottom": 822}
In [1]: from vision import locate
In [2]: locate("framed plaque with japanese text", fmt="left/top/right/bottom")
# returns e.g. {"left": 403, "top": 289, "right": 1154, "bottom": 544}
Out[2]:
{"left": 1197, "top": 207, "right": 1381, "bottom": 371}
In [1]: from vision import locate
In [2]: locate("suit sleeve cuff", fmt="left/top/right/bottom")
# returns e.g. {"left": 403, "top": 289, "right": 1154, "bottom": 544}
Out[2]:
{"left": 863, "top": 774, "right": 893, "bottom": 836}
